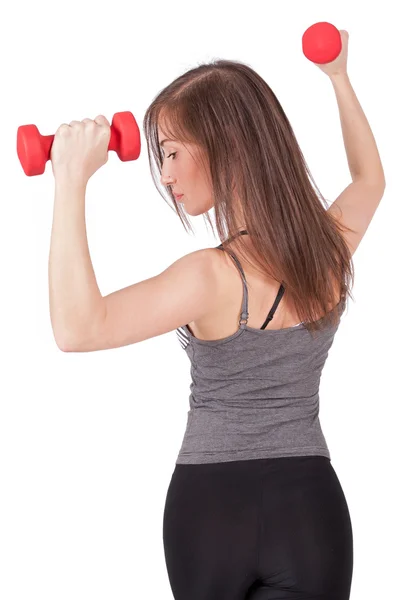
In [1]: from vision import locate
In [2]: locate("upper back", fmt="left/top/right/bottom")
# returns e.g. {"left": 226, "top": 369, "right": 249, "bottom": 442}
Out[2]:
{"left": 186, "top": 231, "right": 342, "bottom": 342}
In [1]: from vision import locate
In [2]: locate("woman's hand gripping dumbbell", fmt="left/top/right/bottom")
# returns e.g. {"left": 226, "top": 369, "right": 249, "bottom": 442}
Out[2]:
{"left": 302, "top": 21, "right": 348, "bottom": 77}
{"left": 17, "top": 111, "right": 141, "bottom": 179}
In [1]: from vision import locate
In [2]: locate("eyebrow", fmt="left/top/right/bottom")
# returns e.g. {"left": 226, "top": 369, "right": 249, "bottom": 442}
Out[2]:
{"left": 159, "top": 138, "right": 176, "bottom": 147}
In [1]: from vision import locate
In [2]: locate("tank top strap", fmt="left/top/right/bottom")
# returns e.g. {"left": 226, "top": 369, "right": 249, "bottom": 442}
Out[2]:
{"left": 216, "top": 230, "right": 250, "bottom": 325}
{"left": 216, "top": 230, "right": 286, "bottom": 329}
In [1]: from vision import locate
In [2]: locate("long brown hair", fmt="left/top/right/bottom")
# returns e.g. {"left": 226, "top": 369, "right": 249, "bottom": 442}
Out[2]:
{"left": 143, "top": 59, "right": 355, "bottom": 336}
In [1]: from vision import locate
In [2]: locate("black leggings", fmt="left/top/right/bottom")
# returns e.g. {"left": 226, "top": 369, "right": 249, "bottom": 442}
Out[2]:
{"left": 163, "top": 455, "right": 353, "bottom": 599}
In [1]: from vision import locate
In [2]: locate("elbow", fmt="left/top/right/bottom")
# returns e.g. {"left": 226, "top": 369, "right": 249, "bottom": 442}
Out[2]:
{"left": 52, "top": 320, "right": 105, "bottom": 353}
{"left": 59, "top": 344, "right": 75, "bottom": 353}
{"left": 378, "top": 175, "right": 386, "bottom": 192}
{"left": 53, "top": 326, "right": 81, "bottom": 352}
{"left": 54, "top": 331, "right": 101, "bottom": 353}
{"left": 378, "top": 178, "right": 386, "bottom": 200}
{"left": 355, "top": 176, "right": 386, "bottom": 195}
{"left": 55, "top": 336, "right": 76, "bottom": 353}
{"left": 356, "top": 164, "right": 386, "bottom": 191}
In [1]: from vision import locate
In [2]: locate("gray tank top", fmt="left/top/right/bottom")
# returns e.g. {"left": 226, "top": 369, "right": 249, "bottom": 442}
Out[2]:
{"left": 175, "top": 231, "right": 346, "bottom": 464}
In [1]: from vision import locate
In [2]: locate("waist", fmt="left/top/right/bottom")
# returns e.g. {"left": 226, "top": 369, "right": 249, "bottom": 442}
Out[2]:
{"left": 176, "top": 403, "right": 330, "bottom": 465}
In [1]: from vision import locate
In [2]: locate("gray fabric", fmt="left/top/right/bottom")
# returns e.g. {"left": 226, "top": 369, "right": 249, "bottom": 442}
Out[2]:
{"left": 175, "top": 245, "right": 346, "bottom": 465}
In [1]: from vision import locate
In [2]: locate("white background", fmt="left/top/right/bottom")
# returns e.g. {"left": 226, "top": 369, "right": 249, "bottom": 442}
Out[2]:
{"left": 1, "top": 1, "right": 398, "bottom": 598}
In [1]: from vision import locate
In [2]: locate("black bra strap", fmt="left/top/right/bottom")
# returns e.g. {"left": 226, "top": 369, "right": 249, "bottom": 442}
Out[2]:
{"left": 260, "top": 283, "right": 285, "bottom": 330}
{"left": 216, "top": 230, "right": 286, "bottom": 330}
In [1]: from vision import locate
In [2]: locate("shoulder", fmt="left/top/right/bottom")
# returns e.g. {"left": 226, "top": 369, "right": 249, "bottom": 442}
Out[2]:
{"left": 174, "top": 247, "right": 221, "bottom": 277}
{"left": 184, "top": 246, "right": 225, "bottom": 274}
{"left": 181, "top": 246, "right": 231, "bottom": 309}
{"left": 166, "top": 247, "right": 222, "bottom": 306}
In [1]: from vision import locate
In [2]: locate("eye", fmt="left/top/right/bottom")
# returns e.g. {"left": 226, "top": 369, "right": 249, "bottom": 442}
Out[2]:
{"left": 160, "top": 150, "right": 177, "bottom": 165}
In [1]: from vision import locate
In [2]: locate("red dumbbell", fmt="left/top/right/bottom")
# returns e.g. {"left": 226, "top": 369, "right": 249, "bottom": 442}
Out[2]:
{"left": 302, "top": 22, "right": 342, "bottom": 64}
{"left": 17, "top": 111, "right": 141, "bottom": 176}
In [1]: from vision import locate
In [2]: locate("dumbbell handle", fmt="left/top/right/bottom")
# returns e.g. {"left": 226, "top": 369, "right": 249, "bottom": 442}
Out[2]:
{"left": 17, "top": 111, "right": 141, "bottom": 176}
{"left": 34, "top": 126, "right": 122, "bottom": 162}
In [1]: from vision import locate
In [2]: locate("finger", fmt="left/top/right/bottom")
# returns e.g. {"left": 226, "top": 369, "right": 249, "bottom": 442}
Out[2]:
{"left": 94, "top": 114, "right": 111, "bottom": 128}
{"left": 56, "top": 123, "right": 70, "bottom": 135}
{"left": 69, "top": 120, "right": 81, "bottom": 127}
{"left": 81, "top": 118, "right": 93, "bottom": 124}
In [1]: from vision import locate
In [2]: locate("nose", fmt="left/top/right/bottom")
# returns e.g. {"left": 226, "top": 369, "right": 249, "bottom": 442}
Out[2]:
{"left": 161, "top": 174, "right": 176, "bottom": 187}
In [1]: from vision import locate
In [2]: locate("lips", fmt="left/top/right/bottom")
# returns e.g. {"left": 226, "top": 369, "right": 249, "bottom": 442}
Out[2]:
{"left": 173, "top": 193, "right": 184, "bottom": 200}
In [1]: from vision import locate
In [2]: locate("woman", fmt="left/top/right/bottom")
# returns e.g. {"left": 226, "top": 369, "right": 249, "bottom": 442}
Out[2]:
{"left": 49, "top": 30, "right": 385, "bottom": 599}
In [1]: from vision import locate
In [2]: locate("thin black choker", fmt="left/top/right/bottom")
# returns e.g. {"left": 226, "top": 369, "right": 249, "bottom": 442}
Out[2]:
{"left": 223, "top": 230, "right": 249, "bottom": 244}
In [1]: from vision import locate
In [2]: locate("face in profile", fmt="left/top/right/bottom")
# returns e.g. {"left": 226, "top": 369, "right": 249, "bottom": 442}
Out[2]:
{"left": 157, "top": 120, "right": 215, "bottom": 216}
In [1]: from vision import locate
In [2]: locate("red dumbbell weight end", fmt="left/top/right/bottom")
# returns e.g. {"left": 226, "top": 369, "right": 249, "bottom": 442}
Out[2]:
{"left": 302, "top": 22, "right": 342, "bottom": 64}
{"left": 17, "top": 111, "right": 141, "bottom": 177}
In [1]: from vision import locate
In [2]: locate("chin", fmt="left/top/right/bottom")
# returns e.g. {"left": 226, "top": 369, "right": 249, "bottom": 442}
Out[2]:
{"left": 185, "top": 206, "right": 207, "bottom": 217}
{"left": 184, "top": 199, "right": 214, "bottom": 217}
